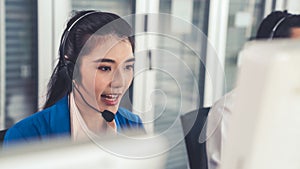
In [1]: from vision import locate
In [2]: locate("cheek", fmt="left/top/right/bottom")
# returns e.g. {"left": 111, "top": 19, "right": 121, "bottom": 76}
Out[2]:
{"left": 94, "top": 74, "right": 109, "bottom": 94}
{"left": 79, "top": 73, "right": 94, "bottom": 92}
{"left": 124, "top": 73, "right": 134, "bottom": 88}
{"left": 79, "top": 64, "right": 95, "bottom": 86}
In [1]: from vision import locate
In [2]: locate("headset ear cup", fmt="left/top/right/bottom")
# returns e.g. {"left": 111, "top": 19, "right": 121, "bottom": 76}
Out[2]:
{"left": 66, "top": 61, "right": 74, "bottom": 81}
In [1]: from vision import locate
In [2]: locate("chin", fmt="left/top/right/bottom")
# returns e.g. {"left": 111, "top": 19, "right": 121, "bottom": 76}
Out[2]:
{"left": 99, "top": 104, "right": 119, "bottom": 114}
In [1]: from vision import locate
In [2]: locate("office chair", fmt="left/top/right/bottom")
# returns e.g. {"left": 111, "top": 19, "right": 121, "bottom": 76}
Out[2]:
{"left": 180, "top": 107, "right": 210, "bottom": 169}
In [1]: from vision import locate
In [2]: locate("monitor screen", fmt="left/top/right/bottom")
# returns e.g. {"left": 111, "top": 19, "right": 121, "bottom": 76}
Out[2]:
{"left": 0, "top": 134, "right": 168, "bottom": 169}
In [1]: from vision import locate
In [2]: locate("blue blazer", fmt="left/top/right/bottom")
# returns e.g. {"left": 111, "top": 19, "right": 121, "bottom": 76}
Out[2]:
{"left": 4, "top": 96, "right": 143, "bottom": 147}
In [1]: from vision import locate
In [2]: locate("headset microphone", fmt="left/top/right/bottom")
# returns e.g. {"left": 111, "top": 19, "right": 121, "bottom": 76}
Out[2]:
{"left": 73, "top": 83, "right": 115, "bottom": 122}
{"left": 101, "top": 110, "right": 115, "bottom": 122}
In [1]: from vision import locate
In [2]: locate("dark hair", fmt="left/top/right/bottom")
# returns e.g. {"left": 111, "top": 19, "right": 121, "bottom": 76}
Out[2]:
{"left": 43, "top": 10, "right": 135, "bottom": 109}
{"left": 256, "top": 10, "right": 300, "bottom": 39}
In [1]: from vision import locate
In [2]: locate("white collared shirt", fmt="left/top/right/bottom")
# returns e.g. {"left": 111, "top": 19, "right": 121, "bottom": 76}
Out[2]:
{"left": 69, "top": 92, "right": 116, "bottom": 142}
{"left": 206, "top": 90, "right": 236, "bottom": 169}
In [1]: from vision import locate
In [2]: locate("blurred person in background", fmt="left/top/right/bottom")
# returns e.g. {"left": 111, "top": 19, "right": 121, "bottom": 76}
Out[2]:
{"left": 206, "top": 10, "right": 300, "bottom": 169}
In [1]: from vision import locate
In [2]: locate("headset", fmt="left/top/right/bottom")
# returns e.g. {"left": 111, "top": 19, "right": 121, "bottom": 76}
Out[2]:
{"left": 60, "top": 11, "right": 98, "bottom": 63}
{"left": 60, "top": 11, "right": 115, "bottom": 122}
{"left": 73, "top": 83, "right": 115, "bottom": 122}
{"left": 269, "top": 14, "right": 292, "bottom": 39}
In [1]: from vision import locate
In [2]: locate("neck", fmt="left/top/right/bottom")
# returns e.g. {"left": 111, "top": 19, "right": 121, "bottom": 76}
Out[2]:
{"left": 72, "top": 91, "right": 116, "bottom": 133}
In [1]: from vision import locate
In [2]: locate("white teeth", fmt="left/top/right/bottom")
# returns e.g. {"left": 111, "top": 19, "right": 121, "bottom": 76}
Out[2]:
{"left": 103, "top": 96, "right": 118, "bottom": 102}
{"left": 107, "top": 94, "right": 117, "bottom": 98}
{"left": 104, "top": 98, "right": 116, "bottom": 101}
{"left": 102, "top": 94, "right": 118, "bottom": 99}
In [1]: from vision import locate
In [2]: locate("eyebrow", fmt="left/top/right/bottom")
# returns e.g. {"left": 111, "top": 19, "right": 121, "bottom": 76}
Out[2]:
{"left": 94, "top": 58, "right": 135, "bottom": 63}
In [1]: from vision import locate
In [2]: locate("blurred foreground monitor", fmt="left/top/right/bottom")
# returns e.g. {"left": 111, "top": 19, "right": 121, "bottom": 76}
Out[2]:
{"left": 0, "top": 133, "right": 168, "bottom": 169}
{"left": 221, "top": 39, "right": 300, "bottom": 169}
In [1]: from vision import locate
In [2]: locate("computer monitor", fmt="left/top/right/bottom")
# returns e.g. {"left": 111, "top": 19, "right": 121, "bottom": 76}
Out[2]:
{"left": 220, "top": 39, "right": 300, "bottom": 169}
{"left": 0, "top": 134, "right": 168, "bottom": 169}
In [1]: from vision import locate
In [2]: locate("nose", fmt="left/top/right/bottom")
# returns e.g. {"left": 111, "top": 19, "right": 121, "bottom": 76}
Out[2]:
{"left": 110, "top": 68, "right": 125, "bottom": 89}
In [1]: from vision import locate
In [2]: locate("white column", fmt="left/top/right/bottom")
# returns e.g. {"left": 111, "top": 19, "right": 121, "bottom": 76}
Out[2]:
{"left": 0, "top": 0, "right": 6, "bottom": 129}
{"left": 38, "top": 0, "right": 53, "bottom": 109}
{"left": 286, "top": 0, "right": 300, "bottom": 13}
{"left": 204, "top": 0, "right": 230, "bottom": 106}
{"left": 133, "top": 0, "right": 159, "bottom": 134}
{"left": 53, "top": 0, "right": 71, "bottom": 65}
{"left": 274, "top": 0, "right": 287, "bottom": 10}
{"left": 37, "top": 0, "right": 70, "bottom": 109}
{"left": 264, "top": 0, "right": 274, "bottom": 17}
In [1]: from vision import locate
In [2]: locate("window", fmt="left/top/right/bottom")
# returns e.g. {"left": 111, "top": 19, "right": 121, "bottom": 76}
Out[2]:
{"left": 224, "top": 0, "right": 266, "bottom": 92}
{"left": 152, "top": 0, "right": 210, "bottom": 168}
{"left": 0, "top": 0, "right": 38, "bottom": 128}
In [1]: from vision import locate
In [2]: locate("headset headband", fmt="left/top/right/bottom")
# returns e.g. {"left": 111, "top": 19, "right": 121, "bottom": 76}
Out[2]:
{"left": 269, "top": 15, "right": 291, "bottom": 39}
{"left": 61, "top": 11, "right": 98, "bottom": 57}
{"left": 67, "top": 11, "right": 98, "bottom": 32}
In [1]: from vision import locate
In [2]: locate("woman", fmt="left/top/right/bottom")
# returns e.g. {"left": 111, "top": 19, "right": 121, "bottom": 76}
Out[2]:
{"left": 4, "top": 10, "right": 143, "bottom": 146}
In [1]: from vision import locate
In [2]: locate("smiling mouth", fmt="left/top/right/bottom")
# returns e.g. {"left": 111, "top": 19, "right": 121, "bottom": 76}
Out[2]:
{"left": 101, "top": 94, "right": 121, "bottom": 105}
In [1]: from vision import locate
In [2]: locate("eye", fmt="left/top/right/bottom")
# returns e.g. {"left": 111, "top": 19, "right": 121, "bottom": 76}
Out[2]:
{"left": 124, "top": 64, "right": 134, "bottom": 71}
{"left": 97, "top": 66, "right": 111, "bottom": 72}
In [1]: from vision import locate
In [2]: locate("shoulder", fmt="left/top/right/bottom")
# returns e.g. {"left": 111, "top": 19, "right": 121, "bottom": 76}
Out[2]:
{"left": 206, "top": 90, "right": 236, "bottom": 141}
{"left": 117, "top": 107, "right": 141, "bottom": 120}
{"left": 116, "top": 107, "right": 144, "bottom": 129}
{"left": 207, "top": 90, "right": 236, "bottom": 128}
{"left": 209, "top": 89, "right": 236, "bottom": 115}
{"left": 10, "top": 107, "right": 53, "bottom": 133}
{"left": 3, "top": 107, "right": 53, "bottom": 146}
{"left": 4, "top": 96, "right": 70, "bottom": 145}
{"left": 206, "top": 90, "right": 236, "bottom": 168}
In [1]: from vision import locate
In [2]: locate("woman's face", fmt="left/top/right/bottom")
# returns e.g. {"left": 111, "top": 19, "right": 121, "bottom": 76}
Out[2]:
{"left": 74, "top": 36, "right": 134, "bottom": 114}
